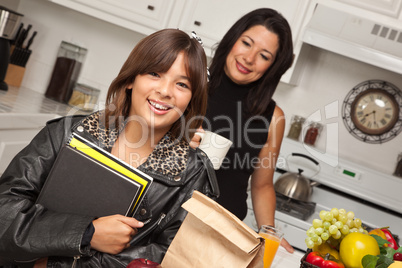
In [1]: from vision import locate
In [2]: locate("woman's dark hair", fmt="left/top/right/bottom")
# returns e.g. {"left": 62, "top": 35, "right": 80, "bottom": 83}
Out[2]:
{"left": 209, "top": 8, "right": 294, "bottom": 116}
{"left": 104, "top": 29, "right": 208, "bottom": 142}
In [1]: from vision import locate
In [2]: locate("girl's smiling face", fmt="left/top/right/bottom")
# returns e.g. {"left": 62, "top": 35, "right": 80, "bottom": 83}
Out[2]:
{"left": 224, "top": 25, "right": 279, "bottom": 85}
{"left": 128, "top": 52, "right": 192, "bottom": 135}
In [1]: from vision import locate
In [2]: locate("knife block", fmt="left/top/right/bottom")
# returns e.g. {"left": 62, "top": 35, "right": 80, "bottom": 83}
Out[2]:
{"left": 4, "top": 63, "right": 25, "bottom": 87}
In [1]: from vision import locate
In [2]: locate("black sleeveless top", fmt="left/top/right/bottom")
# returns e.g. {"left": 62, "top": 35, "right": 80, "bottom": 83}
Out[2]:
{"left": 203, "top": 74, "right": 276, "bottom": 220}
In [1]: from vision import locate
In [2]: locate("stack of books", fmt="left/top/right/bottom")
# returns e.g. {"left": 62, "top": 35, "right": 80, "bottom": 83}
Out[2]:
{"left": 36, "top": 133, "right": 153, "bottom": 217}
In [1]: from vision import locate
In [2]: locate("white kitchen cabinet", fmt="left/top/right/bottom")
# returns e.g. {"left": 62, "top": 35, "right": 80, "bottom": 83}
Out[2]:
{"left": 0, "top": 114, "right": 58, "bottom": 175}
{"left": 48, "top": 0, "right": 180, "bottom": 36}
{"left": 48, "top": 0, "right": 309, "bottom": 53}
{"left": 0, "top": 129, "right": 39, "bottom": 175}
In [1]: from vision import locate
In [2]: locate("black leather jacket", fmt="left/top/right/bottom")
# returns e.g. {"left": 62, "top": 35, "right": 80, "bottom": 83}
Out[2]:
{"left": 0, "top": 113, "right": 219, "bottom": 268}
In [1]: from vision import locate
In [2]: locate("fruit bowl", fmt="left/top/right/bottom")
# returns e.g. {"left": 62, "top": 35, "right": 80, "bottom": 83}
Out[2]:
{"left": 301, "top": 207, "right": 402, "bottom": 268}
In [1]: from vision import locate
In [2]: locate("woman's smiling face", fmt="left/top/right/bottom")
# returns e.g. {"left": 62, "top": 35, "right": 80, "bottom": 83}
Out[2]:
{"left": 128, "top": 52, "right": 192, "bottom": 135}
{"left": 224, "top": 25, "right": 279, "bottom": 85}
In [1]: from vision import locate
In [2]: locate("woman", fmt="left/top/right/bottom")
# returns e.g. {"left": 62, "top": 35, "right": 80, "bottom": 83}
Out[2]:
{"left": 0, "top": 29, "right": 218, "bottom": 267}
{"left": 195, "top": 8, "right": 294, "bottom": 252}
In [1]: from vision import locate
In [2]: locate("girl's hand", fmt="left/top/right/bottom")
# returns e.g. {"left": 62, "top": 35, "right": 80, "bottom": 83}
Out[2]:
{"left": 91, "top": 215, "right": 144, "bottom": 254}
{"left": 189, "top": 127, "right": 204, "bottom": 149}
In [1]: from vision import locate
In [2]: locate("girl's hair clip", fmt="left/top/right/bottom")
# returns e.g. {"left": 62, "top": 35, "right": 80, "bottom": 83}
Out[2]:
{"left": 191, "top": 31, "right": 210, "bottom": 82}
{"left": 191, "top": 31, "right": 204, "bottom": 47}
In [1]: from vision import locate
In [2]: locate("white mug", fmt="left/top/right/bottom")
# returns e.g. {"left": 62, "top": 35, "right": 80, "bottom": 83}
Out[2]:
{"left": 195, "top": 131, "right": 233, "bottom": 170}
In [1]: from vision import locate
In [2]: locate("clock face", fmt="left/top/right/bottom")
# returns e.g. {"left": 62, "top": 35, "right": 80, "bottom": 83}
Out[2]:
{"left": 342, "top": 80, "right": 402, "bottom": 144}
{"left": 351, "top": 89, "right": 399, "bottom": 135}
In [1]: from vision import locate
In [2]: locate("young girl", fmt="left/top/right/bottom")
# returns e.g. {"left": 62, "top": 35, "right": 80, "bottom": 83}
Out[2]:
{"left": 0, "top": 29, "right": 218, "bottom": 267}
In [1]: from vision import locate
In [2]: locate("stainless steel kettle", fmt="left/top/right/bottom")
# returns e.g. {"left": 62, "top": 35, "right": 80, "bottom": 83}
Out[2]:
{"left": 274, "top": 153, "right": 320, "bottom": 202}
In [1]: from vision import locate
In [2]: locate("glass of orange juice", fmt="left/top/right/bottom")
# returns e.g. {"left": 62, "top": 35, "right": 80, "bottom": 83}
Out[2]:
{"left": 258, "top": 225, "right": 284, "bottom": 268}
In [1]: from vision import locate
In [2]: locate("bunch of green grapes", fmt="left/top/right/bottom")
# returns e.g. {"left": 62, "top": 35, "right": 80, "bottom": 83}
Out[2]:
{"left": 305, "top": 208, "right": 368, "bottom": 249}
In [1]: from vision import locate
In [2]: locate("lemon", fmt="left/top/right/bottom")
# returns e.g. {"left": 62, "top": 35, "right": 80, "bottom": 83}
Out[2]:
{"left": 339, "top": 232, "right": 380, "bottom": 268}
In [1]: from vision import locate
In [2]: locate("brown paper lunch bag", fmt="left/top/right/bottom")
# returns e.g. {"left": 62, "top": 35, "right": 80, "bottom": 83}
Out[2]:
{"left": 161, "top": 191, "right": 265, "bottom": 268}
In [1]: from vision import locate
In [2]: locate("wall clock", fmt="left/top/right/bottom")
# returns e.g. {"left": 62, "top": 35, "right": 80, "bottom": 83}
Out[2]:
{"left": 342, "top": 80, "right": 402, "bottom": 144}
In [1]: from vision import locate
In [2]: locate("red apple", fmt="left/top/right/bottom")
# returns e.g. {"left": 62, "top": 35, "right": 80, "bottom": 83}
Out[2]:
{"left": 126, "top": 258, "right": 162, "bottom": 268}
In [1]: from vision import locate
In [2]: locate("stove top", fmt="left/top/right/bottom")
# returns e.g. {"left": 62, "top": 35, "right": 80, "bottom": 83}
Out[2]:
{"left": 275, "top": 191, "right": 316, "bottom": 221}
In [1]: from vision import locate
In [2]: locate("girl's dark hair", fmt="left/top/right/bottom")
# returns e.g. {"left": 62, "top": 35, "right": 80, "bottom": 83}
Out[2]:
{"left": 104, "top": 29, "right": 208, "bottom": 141}
{"left": 209, "top": 8, "right": 294, "bottom": 116}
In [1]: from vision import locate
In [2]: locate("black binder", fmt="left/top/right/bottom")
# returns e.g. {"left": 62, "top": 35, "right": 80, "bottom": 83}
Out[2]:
{"left": 36, "top": 134, "right": 153, "bottom": 217}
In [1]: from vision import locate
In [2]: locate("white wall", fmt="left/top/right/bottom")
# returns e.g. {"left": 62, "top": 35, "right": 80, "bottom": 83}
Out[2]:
{"left": 5, "top": 0, "right": 402, "bottom": 176}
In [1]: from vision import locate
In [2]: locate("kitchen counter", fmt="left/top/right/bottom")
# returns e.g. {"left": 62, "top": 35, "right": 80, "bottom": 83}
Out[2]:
{"left": 272, "top": 247, "right": 305, "bottom": 268}
{"left": 0, "top": 85, "right": 91, "bottom": 116}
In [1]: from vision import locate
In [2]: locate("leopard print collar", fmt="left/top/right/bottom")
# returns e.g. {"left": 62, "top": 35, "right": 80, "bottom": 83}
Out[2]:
{"left": 80, "top": 111, "right": 189, "bottom": 177}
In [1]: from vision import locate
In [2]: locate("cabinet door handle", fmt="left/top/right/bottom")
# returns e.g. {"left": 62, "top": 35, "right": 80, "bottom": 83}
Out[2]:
{"left": 147, "top": 5, "right": 154, "bottom": 11}
{"left": 194, "top": 21, "right": 202, "bottom": 26}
